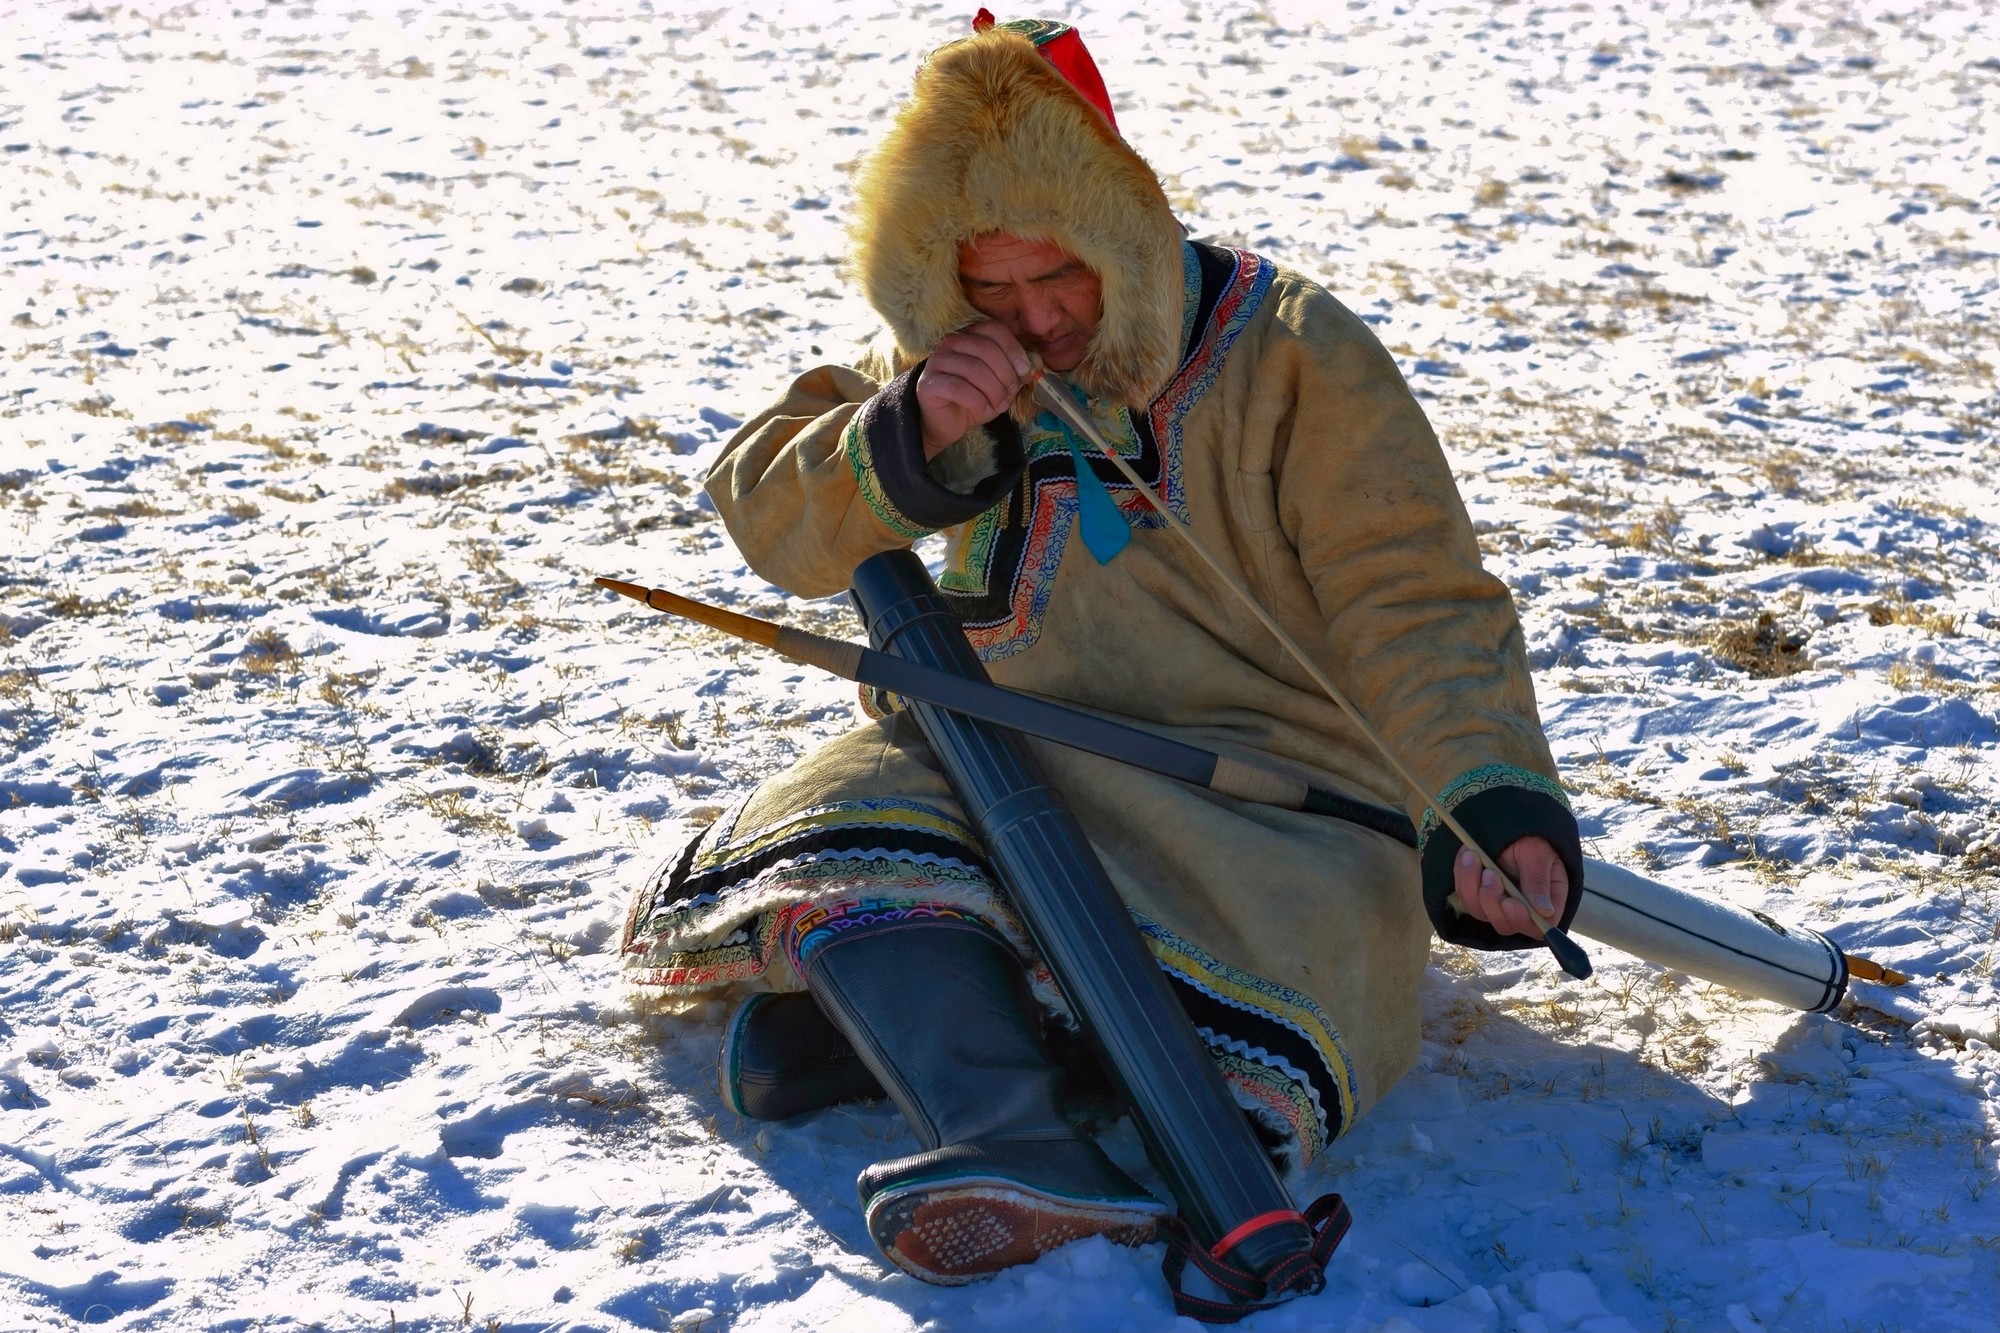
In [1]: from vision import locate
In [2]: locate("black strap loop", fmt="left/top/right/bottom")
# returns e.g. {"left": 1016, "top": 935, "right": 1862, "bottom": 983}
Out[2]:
{"left": 1160, "top": 1193, "right": 1352, "bottom": 1324}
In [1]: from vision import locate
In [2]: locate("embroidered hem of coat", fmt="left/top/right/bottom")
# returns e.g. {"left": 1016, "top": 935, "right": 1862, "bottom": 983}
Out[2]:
{"left": 1417, "top": 762, "right": 1573, "bottom": 849}
{"left": 1136, "top": 913, "right": 1357, "bottom": 1171}
{"left": 622, "top": 796, "right": 1354, "bottom": 1170}
{"left": 783, "top": 896, "right": 1008, "bottom": 973}
{"left": 619, "top": 796, "right": 1046, "bottom": 1002}
{"left": 941, "top": 244, "right": 1277, "bottom": 661}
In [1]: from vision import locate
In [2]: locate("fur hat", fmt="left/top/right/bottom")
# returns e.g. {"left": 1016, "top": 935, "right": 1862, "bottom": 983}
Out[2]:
{"left": 848, "top": 18, "right": 1185, "bottom": 410}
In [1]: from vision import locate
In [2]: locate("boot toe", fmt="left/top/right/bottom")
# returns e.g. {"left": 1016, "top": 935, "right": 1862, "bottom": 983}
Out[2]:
{"left": 860, "top": 1139, "right": 1169, "bottom": 1285}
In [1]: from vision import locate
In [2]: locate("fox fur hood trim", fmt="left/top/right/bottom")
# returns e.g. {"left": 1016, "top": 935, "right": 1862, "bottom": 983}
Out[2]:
{"left": 849, "top": 25, "right": 1185, "bottom": 410}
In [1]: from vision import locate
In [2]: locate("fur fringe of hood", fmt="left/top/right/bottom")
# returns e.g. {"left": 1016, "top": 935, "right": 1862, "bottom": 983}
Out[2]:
{"left": 848, "top": 26, "right": 1185, "bottom": 410}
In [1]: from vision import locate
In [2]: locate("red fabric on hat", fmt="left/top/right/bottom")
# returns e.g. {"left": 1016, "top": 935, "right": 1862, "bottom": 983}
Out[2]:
{"left": 968, "top": 11, "right": 1118, "bottom": 130}
{"left": 1035, "top": 28, "right": 1117, "bottom": 130}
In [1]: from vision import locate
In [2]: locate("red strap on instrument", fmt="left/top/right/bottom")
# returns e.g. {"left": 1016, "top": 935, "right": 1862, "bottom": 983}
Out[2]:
{"left": 1161, "top": 1193, "right": 1352, "bottom": 1324}
{"left": 1209, "top": 1209, "right": 1306, "bottom": 1261}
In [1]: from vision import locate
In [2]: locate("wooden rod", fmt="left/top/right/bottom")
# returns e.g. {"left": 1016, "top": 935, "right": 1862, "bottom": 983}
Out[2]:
{"left": 1844, "top": 955, "right": 1911, "bottom": 986}
{"left": 595, "top": 577, "right": 782, "bottom": 650}
{"left": 599, "top": 575, "right": 1428, "bottom": 844}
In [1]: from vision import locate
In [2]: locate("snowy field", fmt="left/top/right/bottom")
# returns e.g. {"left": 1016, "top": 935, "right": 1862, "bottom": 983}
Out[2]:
{"left": 2, "top": 1, "right": 1997, "bottom": 1329}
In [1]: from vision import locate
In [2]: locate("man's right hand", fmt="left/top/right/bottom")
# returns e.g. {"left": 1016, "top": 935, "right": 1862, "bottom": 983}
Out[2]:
{"left": 914, "top": 320, "right": 1034, "bottom": 461}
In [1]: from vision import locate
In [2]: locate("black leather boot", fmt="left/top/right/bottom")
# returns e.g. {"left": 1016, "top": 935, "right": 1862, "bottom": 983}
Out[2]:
{"left": 801, "top": 919, "right": 1170, "bottom": 1284}
{"left": 719, "top": 991, "right": 1120, "bottom": 1127}
{"left": 718, "top": 990, "right": 885, "bottom": 1121}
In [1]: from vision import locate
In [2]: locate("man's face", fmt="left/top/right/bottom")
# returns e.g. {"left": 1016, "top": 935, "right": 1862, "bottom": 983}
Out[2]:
{"left": 957, "top": 233, "right": 1103, "bottom": 373}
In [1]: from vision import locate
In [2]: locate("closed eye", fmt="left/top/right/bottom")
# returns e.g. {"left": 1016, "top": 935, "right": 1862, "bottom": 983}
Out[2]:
{"left": 964, "top": 262, "right": 1085, "bottom": 295}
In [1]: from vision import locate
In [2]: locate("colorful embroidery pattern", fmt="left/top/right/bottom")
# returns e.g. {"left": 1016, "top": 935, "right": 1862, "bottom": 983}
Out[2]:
{"left": 1210, "top": 1049, "right": 1326, "bottom": 1169}
{"left": 992, "top": 17, "right": 1072, "bottom": 45}
{"left": 1146, "top": 244, "right": 1273, "bottom": 517}
{"left": 844, "top": 412, "right": 931, "bottom": 542}
{"left": 1136, "top": 913, "right": 1356, "bottom": 1163}
{"left": 1177, "top": 237, "right": 1201, "bottom": 355}
{"left": 683, "top": 797, "right": 982, "bottom": 900}
{"left": 1417, "top": 762, "right": 1574, "bottom": 848}
{"left": 781, "top": 896, "right": 1003, "bottom": 972}
{"left": 621, "top": 791, "right": 1349, "bottom": 1168}
{"left": 939, "top": 243, "right": 1275, "bottom": 660}
{"left": 938, "top": 397, "right": 1150, "bottom": 658}
{"left": 620, "top": 797, "right": 1008, "bottom": 992}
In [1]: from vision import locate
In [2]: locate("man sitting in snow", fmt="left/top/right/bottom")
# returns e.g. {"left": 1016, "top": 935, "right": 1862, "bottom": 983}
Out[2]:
{"left": 622, "top": 14, "right": 1578, "bottom": 1285}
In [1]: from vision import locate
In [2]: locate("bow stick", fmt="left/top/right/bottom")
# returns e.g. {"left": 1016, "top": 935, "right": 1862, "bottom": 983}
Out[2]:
{"left": 1030, "top": 372, "right": 1595, "bottom": 978}
{"left": 595, "top": 576, "right": 1418, "bottom": 845}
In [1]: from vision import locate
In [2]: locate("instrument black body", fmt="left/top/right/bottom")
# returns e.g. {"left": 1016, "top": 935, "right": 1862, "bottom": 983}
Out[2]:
{"left": 848, "top": 550, "right": 1319, "bottom": 1292}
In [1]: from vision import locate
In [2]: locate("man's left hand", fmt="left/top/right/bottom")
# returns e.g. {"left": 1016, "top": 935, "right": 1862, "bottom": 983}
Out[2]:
{"left": 1454, "top": 836, "right": 1567, "bottom": 940}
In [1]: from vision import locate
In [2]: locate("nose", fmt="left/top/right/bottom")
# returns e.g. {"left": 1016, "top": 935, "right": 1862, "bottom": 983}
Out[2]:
{"left": 1018, "top": 287, "right": 1065, "bottom": 340}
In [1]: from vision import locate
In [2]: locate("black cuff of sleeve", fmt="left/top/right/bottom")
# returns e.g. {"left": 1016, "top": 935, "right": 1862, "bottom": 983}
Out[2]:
{"left": 858, "top": 365, "right": 1024, "bottom": 530}
{"left": 1420, "top": 786, "right": 1584, "bottom": 951}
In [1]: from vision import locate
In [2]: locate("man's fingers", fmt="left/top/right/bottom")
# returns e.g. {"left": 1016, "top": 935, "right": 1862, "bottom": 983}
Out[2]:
{"left": 933, "top": 327, "right": 1027, "bottom": 404}
{"left": 1497, "top": 836, "right": 1566, "bottom": 924}
{"left": 1536, "top": 855, "right": 1564, "bottom": 919}
{"left": 1493, "top": 868, "right": 1539, "bottom": 937}
{"left": 920, "top": 358, "right": 1014, "bottom": 440}
{"left": 920, "top": 371, "right": 997, "bottom": 429}
{"left": 1459, "top": 842, "right": 1549, "bottom": 939}
{"left": 918, "top": 321, "right": 1042, "bottom": 459}
{"left": 963, "top": 319, "right": 1033, "bottom": 377}
{"left": 1466, "top": 854, "right": 1506, "bottom": 931}
{"left": 926, "top": 350, "right": 1011, "bottom": 414}
{"left": 1459, "top": 847, "right": 1504, "bottom": 925}
{"left": 1518, "top": 852, "right": 1551, "bottom": 919}
{"left": 1481, "top": 867, "right": 1520, "bottom": 935}
{"left": 1510, "top": 841, "right": 1559, "bottom": 919}
{"left": 1544, "top": 858, "right": 1570, "bottom": 927}
{"left": 1454, "top": 846, "right": 1481, "bottom": 916}
{"left": 948, "top": 328, "right": 1030, "bottom": 393}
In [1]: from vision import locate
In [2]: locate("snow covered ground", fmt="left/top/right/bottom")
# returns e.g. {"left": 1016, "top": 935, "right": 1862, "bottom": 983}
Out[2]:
{"left": 2, "top": 0, "right": 1996, "bottom": 1328}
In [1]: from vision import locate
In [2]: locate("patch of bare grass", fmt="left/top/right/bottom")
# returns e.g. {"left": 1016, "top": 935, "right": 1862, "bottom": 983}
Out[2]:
{"left": 1711, "top": 612, "right": 1812, "bottom": 678}
{"left": 1868, "top": 599, "right": 1961, "bottom": 636}
{"left": 316, "top": 669, "right": 376, "bottom": 707}
{"left": 382, "top": 465, "right": 523, "bottom": 502}
{"left": 46, "top": 589, "right": 122, "bottom": 618}
{"left": 407, "top": 786, "right": 515, "bottom": 836}
{"left": 74, "top": 394, "right": 130, "bottom": 418}
{"left": 78, "top": 500, "right": 167, "bottom": 524}
{"left": 1885, "top": 660, "right": 1986, "bottom": 699}
{"left": 240, "top": 630, "right": 299, "bottom": 677}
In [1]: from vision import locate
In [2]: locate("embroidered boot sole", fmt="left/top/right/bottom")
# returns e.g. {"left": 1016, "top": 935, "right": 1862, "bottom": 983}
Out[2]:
{"left": 865, "top": 1176, "right": 1167, "bottom": 1285}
